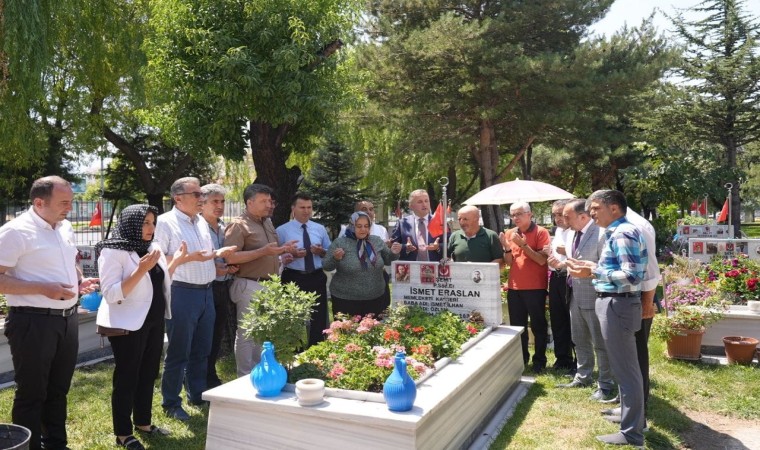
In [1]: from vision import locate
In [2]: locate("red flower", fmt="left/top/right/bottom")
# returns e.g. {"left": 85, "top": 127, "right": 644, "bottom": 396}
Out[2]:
{"left": 383, "top": 328, "right": 401, "bottom": 341}
{"left": 466, "top": 324, "right": 478, "bottom": 335}
{"left": 412, "top": 326, "right": 425, "bottom": 333}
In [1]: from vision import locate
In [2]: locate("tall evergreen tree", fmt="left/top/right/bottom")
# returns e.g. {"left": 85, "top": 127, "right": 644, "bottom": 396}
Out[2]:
{"left": 669, "top": 0, "right": 760, "bottom": 235}
{"left": 302, "top": 140, "right": 361, "bottom": 238}
{"left": 359, "top": 1, "right": 674, "bottom": 231}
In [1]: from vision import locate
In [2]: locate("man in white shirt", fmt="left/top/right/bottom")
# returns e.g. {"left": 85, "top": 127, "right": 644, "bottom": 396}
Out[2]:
{"left": 154, "top": 177, "right": 235, "bottom": 421}
{"left": 0, "top": 176, "right": 98, "bottom": 449}
{"left": 391, "top": 190, "right": 441, "bottom": 261}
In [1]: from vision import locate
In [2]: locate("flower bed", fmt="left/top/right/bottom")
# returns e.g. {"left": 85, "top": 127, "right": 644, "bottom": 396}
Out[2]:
{"left": 290, "top": 305, "right": 484, "bottom": 393}
{"left": 699, "top": 254, "right": 760, "bottom": 304}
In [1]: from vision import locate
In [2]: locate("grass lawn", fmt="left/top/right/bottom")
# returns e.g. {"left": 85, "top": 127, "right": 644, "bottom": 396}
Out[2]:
{"left": 490, "top": 337, "right": 760, "bottom": 449}
{"left": 0, "top": 354, "right": 239, "bottom": 449}
{"left": 1, "top": 337, "right": 757, "bottom": 449}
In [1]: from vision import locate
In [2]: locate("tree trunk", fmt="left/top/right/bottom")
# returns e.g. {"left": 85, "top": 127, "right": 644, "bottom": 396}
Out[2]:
{"left": 248, "top": 121, "right": 302, "bottom": 227}
{"left": 146, "top": 193, "right": 164, "bottom": 214}
{"left": 725, "top": 139, "right": 742, "bottom": 237}
{"left": 474, "top": 120, "right": 503, "bottom": 232}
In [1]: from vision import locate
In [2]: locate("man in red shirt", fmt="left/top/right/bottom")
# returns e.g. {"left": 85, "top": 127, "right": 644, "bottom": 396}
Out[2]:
{"left": 500, "top": 201, "right": 551, "bottom": 373}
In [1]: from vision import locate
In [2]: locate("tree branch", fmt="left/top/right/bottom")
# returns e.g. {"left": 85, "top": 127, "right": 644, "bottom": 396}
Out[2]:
{"left": 496, "top": 135, "right": 536, "bottom": 181}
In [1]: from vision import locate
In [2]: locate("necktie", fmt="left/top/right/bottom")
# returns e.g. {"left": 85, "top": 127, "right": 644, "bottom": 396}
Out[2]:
{"left": 302, "top": 223, "right": 315, "bottom": 272}
{"left": 417, "top": 218, "right": 429, "bottom": 261}
{"left": 572, "top": 230, "right": 583, "bottom": 257}
{"left": 568, "top": 231, "right": 583, "bottom": 288}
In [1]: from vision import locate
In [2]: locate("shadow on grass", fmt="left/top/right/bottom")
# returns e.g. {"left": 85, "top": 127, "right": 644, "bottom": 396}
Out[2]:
{"left": 488, "top": 379, "right": 546, "bottom": 448}
{"left": 648, "top": 391, "right": 752, "bottom": 450}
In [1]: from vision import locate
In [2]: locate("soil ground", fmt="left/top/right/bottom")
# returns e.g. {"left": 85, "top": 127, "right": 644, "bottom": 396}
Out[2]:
{"left": 679, "top": 409, "right": 760, "bottom": 450}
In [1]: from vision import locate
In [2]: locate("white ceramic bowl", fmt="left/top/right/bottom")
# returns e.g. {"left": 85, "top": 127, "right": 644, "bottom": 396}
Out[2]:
{"left": 295, "top": 378, "right": 325, "bottom": 406}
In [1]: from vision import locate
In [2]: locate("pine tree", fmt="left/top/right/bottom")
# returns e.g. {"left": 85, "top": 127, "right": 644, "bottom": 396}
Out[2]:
{"left": 670, "top": 0, "right": 760, "bottom": 235}
{"left": 302, "top": 140, "right": 362, "bottom": 238}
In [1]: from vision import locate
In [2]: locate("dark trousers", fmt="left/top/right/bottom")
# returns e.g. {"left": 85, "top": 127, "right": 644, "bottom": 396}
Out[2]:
{"left": 108, "top": 317, "right": 164, "bottom": 436}
{"left": 5, "top": 311, "right": 78, "bottom": 450}
{"left": 548, "top": 271, "right": 574, "bottom": 369}
{"left": 332, "top": 290, "right": 390, "bottom": 319}
{"left": 207, "top": 279, "right": 233, "bottom": 387}
{"left": 636, "top": 317, "right": 652, "bottom": 414}
{"left": 507, "top": 289, "right": 548, "bottom": 368}
{"left": 161, "top": 285, "right": 215, "bottom": 408}
{"left": 282, "top": 269, "right": 328, "bottom": 348}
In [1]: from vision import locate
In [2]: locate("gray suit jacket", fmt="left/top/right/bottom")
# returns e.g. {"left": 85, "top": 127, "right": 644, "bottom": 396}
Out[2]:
{"left": 569, "top": 222, "right": 605, "bottom": 310}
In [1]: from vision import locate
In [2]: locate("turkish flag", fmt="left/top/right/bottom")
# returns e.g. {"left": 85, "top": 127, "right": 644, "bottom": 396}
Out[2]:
{"left": 428, "top": 202, "right": 445, "bottom": 237}
{"left": 717, "top": 199, "right": 729, "bottom": 223}
{"left": 699, "top": 199, "right": 707, "bottom": 215}
{"left": 691, "top": 199, "right": 707, "bottom": 215}
{"left": 89, "top": 202, "right": 102, "bottom": 227}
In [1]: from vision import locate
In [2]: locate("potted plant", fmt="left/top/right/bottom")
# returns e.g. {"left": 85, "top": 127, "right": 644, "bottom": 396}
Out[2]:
{"left": 238, "top": 276, "right": 318, "bottom": 368}
{"left": 652, "top": 285, "right": 726, "bottom": 360}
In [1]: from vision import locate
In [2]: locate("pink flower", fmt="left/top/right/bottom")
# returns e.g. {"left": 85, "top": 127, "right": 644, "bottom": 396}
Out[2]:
{"left": 344, "top": 343, "right": 362, "bottom": 352}
{"left": 374, "top": 356, "right": 393, "bottom": 368}
{"left": 412, "top": 361, "right": 427, "bottom": 375}
{"left": 328, "top": 363, "right": 346, "bottom": 379}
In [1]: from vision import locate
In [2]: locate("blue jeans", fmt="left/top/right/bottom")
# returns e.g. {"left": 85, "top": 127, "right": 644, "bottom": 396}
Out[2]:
{"left": 161, "top": 285, "right": 215, "bottom": 408}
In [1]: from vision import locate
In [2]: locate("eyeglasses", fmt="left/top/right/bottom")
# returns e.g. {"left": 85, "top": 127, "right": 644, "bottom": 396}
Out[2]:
{"left": 510, "top": 211, "right": 527, "bottom": 219}
{"left": 178, "top": 192, "right": 202, "bottom": 198}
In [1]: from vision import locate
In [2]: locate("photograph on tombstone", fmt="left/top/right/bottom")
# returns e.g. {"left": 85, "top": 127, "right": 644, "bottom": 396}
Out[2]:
{"left": 391, "top": 261, "right": 502, "bottom": 327}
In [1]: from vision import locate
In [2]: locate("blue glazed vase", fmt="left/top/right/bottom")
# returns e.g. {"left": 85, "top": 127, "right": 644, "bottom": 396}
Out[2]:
{"left": 383, "top": 351, "right": 417, "bottom": 412}
{"left": 250, "top": 341, "right": 287, "bottom": 397}
{"left": 80, "top": 291, "right": 102, "bottom": 311}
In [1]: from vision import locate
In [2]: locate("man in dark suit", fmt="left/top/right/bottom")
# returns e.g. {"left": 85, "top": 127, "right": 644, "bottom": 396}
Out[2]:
{"left": 551, "top": 199, "right": 614, "bottom": 402}
{"left": 391, "top": 189, "right": 442, "bottom": 261}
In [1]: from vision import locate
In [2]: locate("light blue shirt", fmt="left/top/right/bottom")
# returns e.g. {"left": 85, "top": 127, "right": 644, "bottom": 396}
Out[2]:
{"left": 275, "top": 219, "right": 331, "bottom": 271}
{"left": 592, "top": 217, "right": 648, "bottom": 293}
{"left": 203, "top": 215, "right": 230, "bottom": 282}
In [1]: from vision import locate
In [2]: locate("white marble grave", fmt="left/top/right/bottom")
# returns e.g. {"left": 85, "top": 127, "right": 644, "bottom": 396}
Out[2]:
{"left": 702, "top": 305, "right": 760, "bottom": 348}
{"left": 203, "top": 325, "right": 524, "bottom": 450}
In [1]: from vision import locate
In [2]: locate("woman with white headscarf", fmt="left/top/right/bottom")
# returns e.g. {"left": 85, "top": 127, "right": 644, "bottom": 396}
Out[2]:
{"left": 96, "top": 204, "right": 204, "bottom": 450}
{"left": 323, "top": 211, "right": 402, "bottom": 317}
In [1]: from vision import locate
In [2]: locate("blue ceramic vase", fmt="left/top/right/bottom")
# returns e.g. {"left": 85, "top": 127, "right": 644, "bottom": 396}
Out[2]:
{"left": 250, "top": 341, "right": 287, "bottom": 397}
{"left": 80, "top": 291, "right": 102, "bottom": 311}
{"left": 383, "top": 351, "right": 417, "bottom": 411}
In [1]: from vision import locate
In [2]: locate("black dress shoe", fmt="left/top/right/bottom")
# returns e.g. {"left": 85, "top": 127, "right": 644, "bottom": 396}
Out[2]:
{"left": 556, "top": 379, "right": 591, "bottom": 388}
{"left": 116, "top": 435, "right": 146, "bottom": 450}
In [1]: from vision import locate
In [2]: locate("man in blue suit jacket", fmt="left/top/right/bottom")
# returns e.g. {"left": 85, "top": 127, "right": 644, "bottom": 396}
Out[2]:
{"left": 391, "top": 189, "right": 442, "bottom": 261}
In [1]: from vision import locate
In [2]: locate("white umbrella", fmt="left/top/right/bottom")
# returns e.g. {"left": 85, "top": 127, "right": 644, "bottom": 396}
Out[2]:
{"left": 463, "top": 179, "right": 574, "bottom": 205}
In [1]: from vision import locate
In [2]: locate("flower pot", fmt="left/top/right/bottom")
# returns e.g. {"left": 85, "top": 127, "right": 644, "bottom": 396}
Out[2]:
{"left": 747, "top": 300, "right": 760, "bottom": 314}
{"left": 666, "top": 328, "right": 704, "bottom": 360}
{"left": 0, "top": 423, "right": 31, "bottom": 450}
{"left": 722, "top": 336, "right": 759, "bottom": 365}
{"left": 295, "top": 378, "right": 325, "bottom": 406}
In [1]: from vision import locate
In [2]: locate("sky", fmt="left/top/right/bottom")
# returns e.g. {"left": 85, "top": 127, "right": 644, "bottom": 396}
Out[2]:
{"left": 590, "top": 0, "right": 760, "bottom": 38}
